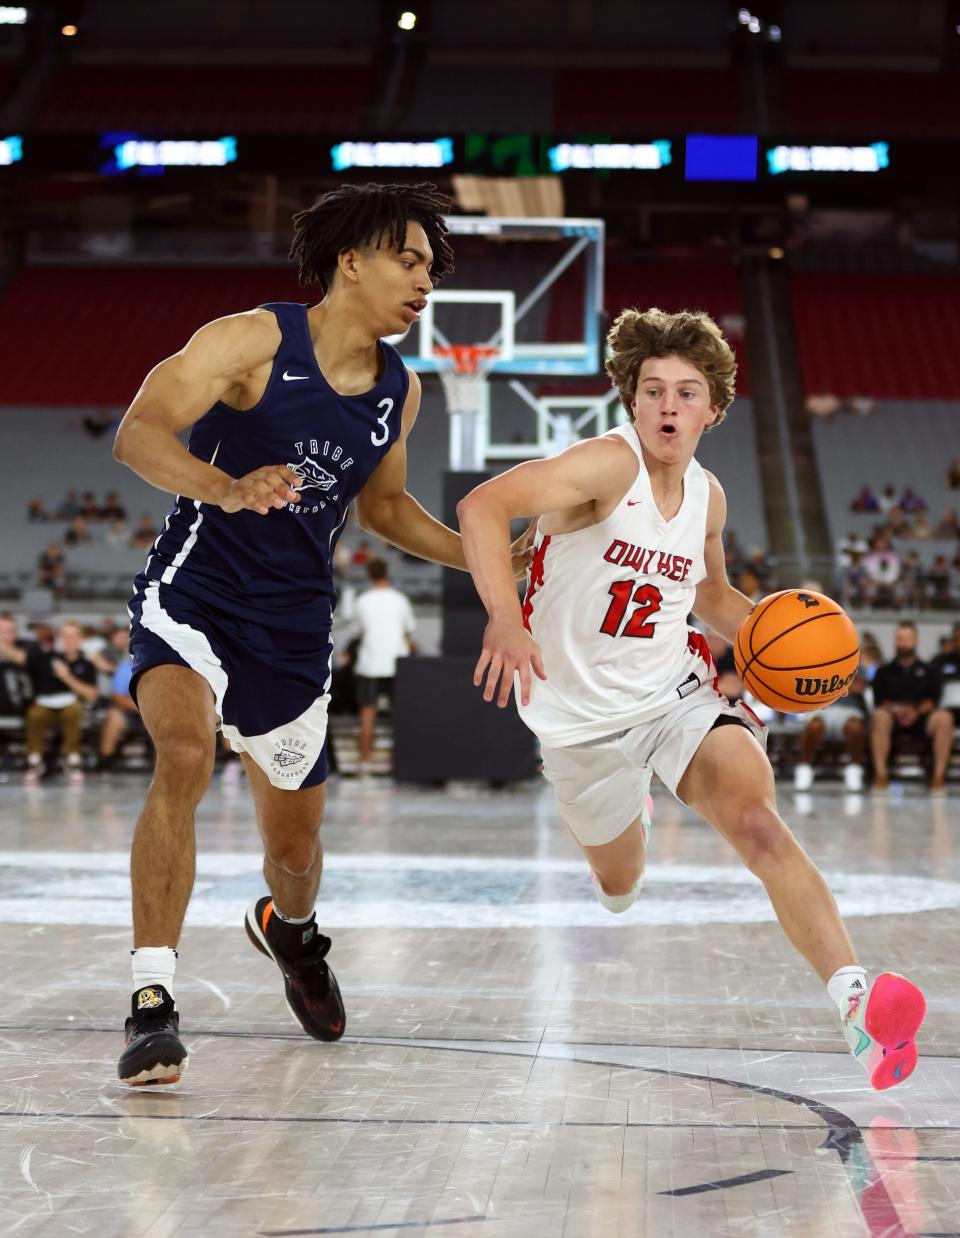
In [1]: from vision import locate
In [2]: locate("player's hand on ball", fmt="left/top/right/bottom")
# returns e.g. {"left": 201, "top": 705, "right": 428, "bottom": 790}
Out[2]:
{"left": 509, "top": 518, "right": 538, "bottom": 581}
{"left": 474, "top": 617, "right": 547, "bottom": 708}
{"left": 218, "top": 465, "right": 302, "bottom": 515}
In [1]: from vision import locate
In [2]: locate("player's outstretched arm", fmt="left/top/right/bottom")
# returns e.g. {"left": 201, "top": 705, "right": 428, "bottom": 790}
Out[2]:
{"left": 113, "top": 312, "right": 301, "bottom": 516}
{"left": 691, "top": 472, "right": 754, "bottom": 642}
{"left": 355, "top": 371, "right": 531, "bottom": 575}
{"left": 458, "top": 437, "right": 631, "bottom": 708}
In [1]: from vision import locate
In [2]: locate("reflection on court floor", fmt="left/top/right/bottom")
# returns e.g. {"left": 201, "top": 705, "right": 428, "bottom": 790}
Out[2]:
{"left": 1, "top": 775, "right": 958, "bottom": 1237}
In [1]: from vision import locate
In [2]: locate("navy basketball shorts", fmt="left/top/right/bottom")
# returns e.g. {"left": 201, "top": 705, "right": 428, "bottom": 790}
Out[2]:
{"left": 128, "top": 580, "right": 331, "bottom": 790}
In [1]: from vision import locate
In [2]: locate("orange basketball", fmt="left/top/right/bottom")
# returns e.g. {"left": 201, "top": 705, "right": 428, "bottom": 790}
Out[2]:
{"left": 733, "top": 589, "right": 860, "bottom": 713}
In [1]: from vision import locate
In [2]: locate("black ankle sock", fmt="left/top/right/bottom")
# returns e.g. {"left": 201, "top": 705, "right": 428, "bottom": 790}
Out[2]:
{"left": 269, "top": 912, "right": 318, "bottom": 959}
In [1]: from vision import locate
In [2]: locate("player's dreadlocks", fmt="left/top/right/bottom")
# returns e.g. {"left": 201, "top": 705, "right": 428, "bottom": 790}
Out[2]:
{"left": 289, "top": 182, "right": 455, "bottom": 293}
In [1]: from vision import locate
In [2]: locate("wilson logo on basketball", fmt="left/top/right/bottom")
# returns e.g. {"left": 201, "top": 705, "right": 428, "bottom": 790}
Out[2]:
{"left": 794, "top": 670, "right": 859, "bottom": 697}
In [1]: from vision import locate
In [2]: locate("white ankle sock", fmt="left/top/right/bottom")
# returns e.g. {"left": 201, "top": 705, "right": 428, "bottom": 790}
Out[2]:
{"left": 592, "top": 873, "right": 643, "bottom": 914}
{"left": 132, "top": 947, "right": 177, "bottom": 999}
{"left": 272, "top": 905, "right": 315, "bottom": 925}
{"left": 826, "top": 964, "right": 867, "bottom": 1014}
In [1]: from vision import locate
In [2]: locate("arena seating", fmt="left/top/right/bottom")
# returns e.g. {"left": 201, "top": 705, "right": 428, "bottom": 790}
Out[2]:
{"left": 34, "top": 64, "right": 375, "bottom": 131}
{"left": 0, "top": 266, "right": 303, "bottom": 405}
{"left": 553, "top": 66, "right": 738, "bottom": 132}
{"left": 783, "top": 70, "right": 960, "bottom": 137}
{"left": 810, "top": 399, "right": 959, "bottom": 581}
{"left": 791, "top": 272, "right": 960, "bottom": 399}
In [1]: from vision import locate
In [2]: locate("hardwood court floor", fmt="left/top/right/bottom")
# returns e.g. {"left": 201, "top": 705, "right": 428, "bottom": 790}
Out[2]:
{"left": 1, "top": 771, "right": 958, "bottom": 1237}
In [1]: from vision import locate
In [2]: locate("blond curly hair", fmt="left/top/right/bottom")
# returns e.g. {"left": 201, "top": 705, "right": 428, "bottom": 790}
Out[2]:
{"left": 605, "top": 307, "right": 737, "bottom": 429}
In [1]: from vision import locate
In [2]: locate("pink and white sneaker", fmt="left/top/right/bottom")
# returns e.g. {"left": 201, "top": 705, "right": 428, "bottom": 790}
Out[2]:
{"left": 842, "top": 972, "right": 926, "bottom": 1090}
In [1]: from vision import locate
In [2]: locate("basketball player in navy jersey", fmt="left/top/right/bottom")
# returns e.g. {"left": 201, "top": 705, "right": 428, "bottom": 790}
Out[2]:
{"left": 112, "top": 183, "right": 528, "bottom": 1086}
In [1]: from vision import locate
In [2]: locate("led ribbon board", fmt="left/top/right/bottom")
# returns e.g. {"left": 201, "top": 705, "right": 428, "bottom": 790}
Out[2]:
{"left": 766, "top": 143, "right": 890, "bottom": 175}
{"left": 0, "top": 135, "right": 22, "bottom": 166}
{"left": 330, "top": 139, "right": 454, "bottom": 171}
{"left": 547, "top": 141, "right": 672, "bottom": 171}
{"left": 101, "top": 135, "right": 238, "bottom": 174}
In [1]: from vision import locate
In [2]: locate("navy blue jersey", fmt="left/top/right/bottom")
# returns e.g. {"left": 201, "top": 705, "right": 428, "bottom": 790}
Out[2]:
{"left": 136, "top": 302, "right": 407, "bottom": 632}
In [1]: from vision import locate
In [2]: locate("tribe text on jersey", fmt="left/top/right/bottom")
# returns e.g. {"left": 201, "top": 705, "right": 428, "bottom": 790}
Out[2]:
{"left": 137, "top": 303, "right": 407, "bottom": 632}
{"left": 517, "top": 423, "right": 717, "bottom": 747}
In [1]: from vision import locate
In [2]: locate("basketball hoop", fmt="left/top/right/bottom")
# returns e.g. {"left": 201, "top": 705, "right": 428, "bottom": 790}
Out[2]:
{"left": 434, "top": 344, "right": 499, "bottom": 420}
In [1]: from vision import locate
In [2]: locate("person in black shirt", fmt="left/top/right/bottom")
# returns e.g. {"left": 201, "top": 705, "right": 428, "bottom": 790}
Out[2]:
{"left": 0, "top": 618, "right": 98, "bottom": 783}
{"left": 870, "top": 621, "right": 954, "bottom": 792}
{"left": 0, "top": 613, "right": 32, "bottom": 721}
{"left": 932, "top": 622, "right": 960, "bottom": 726}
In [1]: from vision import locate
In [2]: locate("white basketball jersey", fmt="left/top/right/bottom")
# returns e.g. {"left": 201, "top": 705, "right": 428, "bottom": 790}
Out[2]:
{"left": 517, "top": 423, "right": 717, "bottom": 747}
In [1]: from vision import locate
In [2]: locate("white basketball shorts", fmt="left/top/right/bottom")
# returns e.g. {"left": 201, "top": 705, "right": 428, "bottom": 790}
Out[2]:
{"left": 539, "top": 680, "right": 767, "bottom": 847}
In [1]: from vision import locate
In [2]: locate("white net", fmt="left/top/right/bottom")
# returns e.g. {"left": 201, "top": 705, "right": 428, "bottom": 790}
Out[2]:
{"left": 435, "top": 346, "right": 499, "bottom": 418}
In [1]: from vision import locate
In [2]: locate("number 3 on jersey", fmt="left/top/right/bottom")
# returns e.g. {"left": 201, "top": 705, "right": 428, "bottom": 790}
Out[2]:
{"left": 600, "top": 579, "right": 663, "bottom": 638}
{"left": 371, "top": 397, "right": 393, "bottom": 446}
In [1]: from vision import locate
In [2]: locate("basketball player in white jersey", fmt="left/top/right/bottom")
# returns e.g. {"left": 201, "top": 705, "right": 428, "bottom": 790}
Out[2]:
{"left": 457, "top": 307, "right": 926, "bottom": 1091}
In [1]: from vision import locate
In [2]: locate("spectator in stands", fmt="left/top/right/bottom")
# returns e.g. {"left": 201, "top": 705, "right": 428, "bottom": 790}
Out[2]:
{"left": 80, "top": 491, "right": 99, "bottom": 521}
{"left": 793, "top": 669, "right": 869, "bottom": 792}
{"left": 932, "top": 622, "right": 960, "bottom": 725}
{"left": 927, "top": 555, "right": 953, "bottom": 609}
{"left": 82, "top": 409, "right": 120, "bottom": 440}
{"left": 733, "top": 566, "right": 763, "bottom": 603}
{"left": 106, "top": 517, "right": 130, "bottom": 548}
{"left": 745, "top": 546, "right": 774, "bottom": 591}
{"left": 26, "top": 498, "right": 49, "bottom": 523}
{"left": 0, "top": 618, "right": 98, "bottom": 784}
{"left": 97, "top": 628, "right": 142, "bottom": 770}
{"left": 887, "top": 506, "right": 913, "bottom": 539}
{"left": 859, "top": 631, "right": 884, "bottom": 684}
{"left": 353, "top": 558, "right": 416, "bottom": 775}
{"left": 0, "top": 613, "right": 32, "bottom": 725}
{"left": 64, "top": 515, "right": 92, "bottom": 547}
{"left": 130, "top": 512, "right": 157, "bottom": 549}
{"left": 899, "top": 487, "right": 927, "bottom": 514}
{"left": 838, "top": 532, "right": 869, "bottom": 567}
{"left": 935, "top": 508, "right": 959, "bottom": 539}
{"left": 723, "top": 530, "right": 745, "bottom": 577}
{"left": 949, "top": 458, "right": 960, "bottom": 490}
{"left": 897, "top": 550, "right": 923, "bottom": 609}
{"left": 878, "top": 484, "right": 898, "bottom": 515}
{"left": 850, "top": 485, "right": 879, "bottom": 514}
{"left": 36, "top": 541, "right": 66, "bottom": 601}
{"left": 806, "top": 393, "right": 841, "bottom": 421}
{"left": 839, "top": 549, "right": 868, "bottom": 609}
{"left": 863, "top": 536, "right": 900, "bottom": 608}
{"left": 55, "top": 491, "right": 82, "bottom": 521}
{"left": 351, "top": 540, "right": 372, "bottom": 568}
{"left": 912, "top": 511, "right": 932, "bottom": 540}
{"left": 844, "top": 395, "right": 874, "bottom": 417}
{"left": 100, "top": 491, "right": 128, "bottom": 522}
{"left": 870, "top": 621, "right": 954, "bottom": 792}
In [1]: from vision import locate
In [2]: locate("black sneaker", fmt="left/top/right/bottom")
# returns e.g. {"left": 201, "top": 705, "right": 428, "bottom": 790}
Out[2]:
{"left": 245, "top": 897, "right": 346, "bottom": 1042}
{"left": 118, "top": 985, "right": 188, "bottom": 1086}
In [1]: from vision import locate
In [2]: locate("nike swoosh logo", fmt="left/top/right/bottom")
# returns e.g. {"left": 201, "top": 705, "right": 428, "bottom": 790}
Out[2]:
{"left": 282, "top": 371, "right": 309, "bottom": 381}
{"left": 627, "top": 500, "right": 642, "bottom": 506}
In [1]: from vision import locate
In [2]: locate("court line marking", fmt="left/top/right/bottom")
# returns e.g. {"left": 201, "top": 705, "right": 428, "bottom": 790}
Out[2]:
{"left": 0, "top": 1034, "right": 934, "bottom": 1234}
{"left": 259, "top": 1219, "right": 487, "bottom": 1236}
{"left": 659, "top": 1167, "right": 794, "bottom": 1196}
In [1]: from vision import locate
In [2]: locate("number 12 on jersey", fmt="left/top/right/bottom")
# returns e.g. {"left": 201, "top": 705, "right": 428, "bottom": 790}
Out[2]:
{"left": 600, "top": 579, "right": 663, "bottom": 638}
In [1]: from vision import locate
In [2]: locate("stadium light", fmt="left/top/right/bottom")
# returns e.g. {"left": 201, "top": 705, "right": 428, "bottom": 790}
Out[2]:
{"left": 0, "top": 7, "right": 27, "bottom": 24}
{"left": 61, "top": 23, "right": 77, "bottom": 35}
{"left": 397, "top": 10, "right": 416, "bottom": 29}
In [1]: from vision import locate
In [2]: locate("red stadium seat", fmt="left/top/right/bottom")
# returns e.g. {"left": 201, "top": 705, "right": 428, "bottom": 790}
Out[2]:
{"left": 0, "top": 266, "right": 304, "bottom": 405}
{"left": 35, "top": 64, "right": 374, "bottom": 133}
{"left": 791, "top": 272, "right": 960, "bottom": 398}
